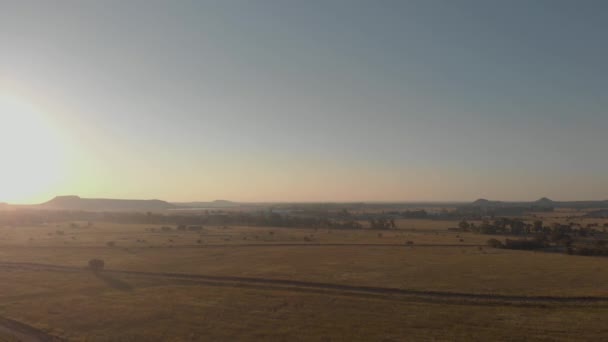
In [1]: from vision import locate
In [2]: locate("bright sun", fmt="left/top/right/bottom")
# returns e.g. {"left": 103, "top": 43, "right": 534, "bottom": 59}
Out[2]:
{"left": 0, "top": 95, "right": 67, "bottom": 203}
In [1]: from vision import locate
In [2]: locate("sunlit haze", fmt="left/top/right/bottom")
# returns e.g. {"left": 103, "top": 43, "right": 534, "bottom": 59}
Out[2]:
{"left": 1, "top": 1, "right": 607, "bottom": 203}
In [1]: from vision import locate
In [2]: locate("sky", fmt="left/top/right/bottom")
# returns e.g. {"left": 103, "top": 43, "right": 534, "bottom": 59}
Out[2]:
{"left": 1, "top": 0, "right": 607, "bottom": 203}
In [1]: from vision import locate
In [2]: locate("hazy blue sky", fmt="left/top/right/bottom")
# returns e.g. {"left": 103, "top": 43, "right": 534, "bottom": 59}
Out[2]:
{"left": 1, "top": 0, "right": 607, "bottom": 203}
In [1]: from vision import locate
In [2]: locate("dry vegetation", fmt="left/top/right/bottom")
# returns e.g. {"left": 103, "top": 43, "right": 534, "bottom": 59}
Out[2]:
{"left": 1, "top": 215, "right": 608, "bottom": 340}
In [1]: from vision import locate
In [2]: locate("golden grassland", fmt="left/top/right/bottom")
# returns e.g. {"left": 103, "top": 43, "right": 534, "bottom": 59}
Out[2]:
{"left": 1, "top": 269, "right": 608, "bottom": 341}
{"left": 1, "top": 219, "right": 608, "bottom": 340}
{"left": 0, "top": 220, "right": 502, "bottom": 248}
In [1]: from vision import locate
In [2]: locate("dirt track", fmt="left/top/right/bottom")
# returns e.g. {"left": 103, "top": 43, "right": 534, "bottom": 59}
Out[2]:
{"left": 1, "top": 262, "right": 607, "bottom": 307}
{"left": 0, "top": 315, "right": 64, "bottom": 342}
{"left": 0, "top": 243, "right": 485, "bottom": 250}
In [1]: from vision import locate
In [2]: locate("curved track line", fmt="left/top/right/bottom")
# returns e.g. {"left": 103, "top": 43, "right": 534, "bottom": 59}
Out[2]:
{"left": 1, "top": 262, "right": 606, "bottom": 306}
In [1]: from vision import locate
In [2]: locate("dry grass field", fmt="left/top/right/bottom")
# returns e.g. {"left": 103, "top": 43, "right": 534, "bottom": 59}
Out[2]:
{"left": 1, "top": 219, "right": 608, "bottom": 341}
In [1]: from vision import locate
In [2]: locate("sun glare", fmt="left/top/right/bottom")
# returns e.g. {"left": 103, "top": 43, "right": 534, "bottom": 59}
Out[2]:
{"left": 0, "top": 95, "right": 67, "bottom": 203}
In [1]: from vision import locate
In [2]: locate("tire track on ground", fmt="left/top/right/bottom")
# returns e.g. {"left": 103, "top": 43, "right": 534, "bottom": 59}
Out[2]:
{"left": 1, "top": 262, "right": 607, "bottom": 306}
{"left": 149, "top": 243, "right": 485, "bottom": 249}
{"left": 0, "top": 243, "right": 484, "bottom": 249}
{"left": 0, "top": 315, "right": 64, "bottom": 342}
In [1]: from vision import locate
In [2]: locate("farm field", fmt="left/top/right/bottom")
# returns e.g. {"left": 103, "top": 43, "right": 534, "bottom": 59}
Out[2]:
{"left": 1, "top": 219, "right": 608, "bottom": 341}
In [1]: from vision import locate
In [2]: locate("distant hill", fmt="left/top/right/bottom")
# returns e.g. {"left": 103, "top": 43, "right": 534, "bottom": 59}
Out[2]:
{"left": 534, "top": 197, "right": 555, "bottom": 206}
{"left": 39, "top": 196, "right": 176, "bottom": 212}
{"left": 172, "top": 199, "right": 240, "bottom": 208}
{"left": 468, "top": 197, "right": 608, "bottom": 209}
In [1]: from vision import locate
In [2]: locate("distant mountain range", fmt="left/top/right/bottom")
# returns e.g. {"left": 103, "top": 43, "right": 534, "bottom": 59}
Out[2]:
{"left": 470, "top": 197, "right": 608, "bottom": 209}
{"left": 1, "top": 195, "right": 606, "bottom": 212}
{"left": 38, "top": 196, "right": 176, "bottom": 211}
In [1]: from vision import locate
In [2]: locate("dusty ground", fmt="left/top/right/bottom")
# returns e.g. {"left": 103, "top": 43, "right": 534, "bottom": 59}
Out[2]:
{"left": 1, "top": 220, "right": 607, "bottom": 341}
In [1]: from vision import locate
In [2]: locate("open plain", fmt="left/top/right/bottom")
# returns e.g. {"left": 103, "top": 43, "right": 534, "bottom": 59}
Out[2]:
{"left": 1, "top": 215, "right": 608, "bottom": 341}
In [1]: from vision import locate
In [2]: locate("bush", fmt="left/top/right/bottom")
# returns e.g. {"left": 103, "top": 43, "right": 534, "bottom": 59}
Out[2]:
{"left": 106, "top": 241, "right": 116, "bottom": 247}
{"left": 486, "top": 238, "right": 504, "bottom": 248}
{"left": 88, "top": 259, "right": 105, "bottom": 272}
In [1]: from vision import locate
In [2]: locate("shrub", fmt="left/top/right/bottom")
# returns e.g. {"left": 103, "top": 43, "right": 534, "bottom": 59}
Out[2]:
{"left": 88, "top": 259, "right": 105, "bottom": 272}
{"left": 458, "top": 220, "right": 470, "bottom": 230}
{"left": 106, "top": 241, "right": 116, "bottom": 247}
{"left": 504, "top": 238, "right": 545, "bottom": 250}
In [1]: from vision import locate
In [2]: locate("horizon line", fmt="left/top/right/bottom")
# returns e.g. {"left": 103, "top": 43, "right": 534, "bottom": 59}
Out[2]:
{"left": 3, "top": 195, "right": 608, "bottom": 206}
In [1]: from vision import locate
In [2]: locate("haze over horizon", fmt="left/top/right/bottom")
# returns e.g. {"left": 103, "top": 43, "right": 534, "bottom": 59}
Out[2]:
{"left": 3, "top": 194, "right": 608, "bottom": 207}
{"left": 2, "top": 1, "right": 607, "bottom": 204}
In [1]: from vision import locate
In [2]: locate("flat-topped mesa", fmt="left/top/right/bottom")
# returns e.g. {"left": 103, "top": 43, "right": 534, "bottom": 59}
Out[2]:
{"left": 45, "top": 195, "right": 81, "bottom": 204}
{"left": 40, "top": 195, "right": 175, "bottom": 212}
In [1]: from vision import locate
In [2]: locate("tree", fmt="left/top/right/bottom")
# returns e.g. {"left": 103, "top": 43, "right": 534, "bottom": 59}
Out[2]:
{"left": 458, "top": 220, "right": 470, "bottom": 230}
{"left": 510, "top": 220, "right": 525, "bottom": 235}
{"left": 533, "top": 220, "right": 543, "bottom": 233}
